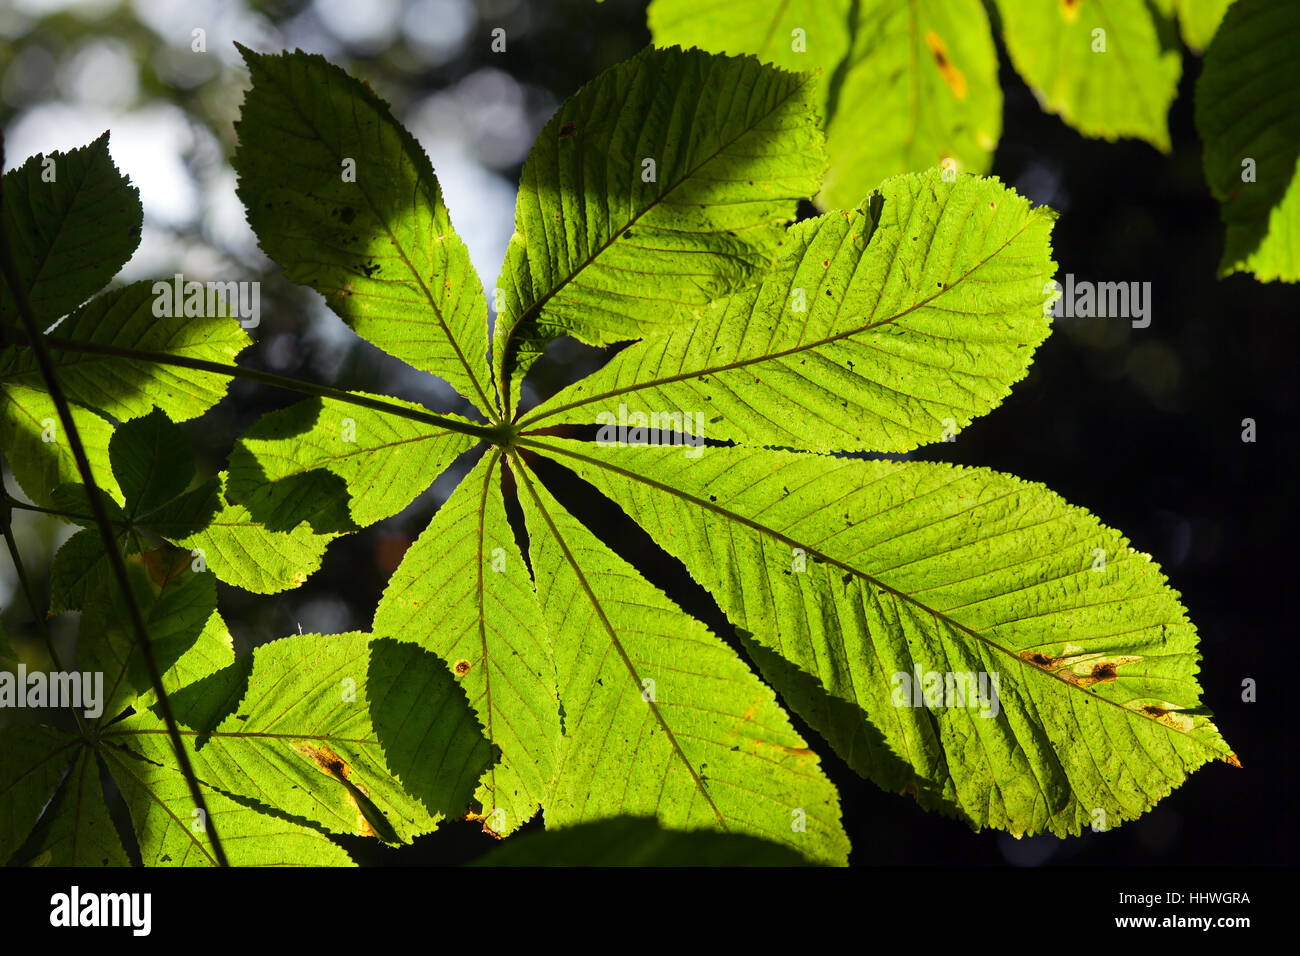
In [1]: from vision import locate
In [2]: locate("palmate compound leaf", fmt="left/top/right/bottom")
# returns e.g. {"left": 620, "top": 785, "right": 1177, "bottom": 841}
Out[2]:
{"left": 1194, "top": 0, "right": 1300, "bottom": 283}
{"left": 373, "top": 450, "right": 560, "bottom": 837}
{"left": 0, "top": 132, "right": 141, "bottom": 326}
{"left": 524, "top": 438, "right": 1236, "bottom": 836}
{"left": 511, "top": 454, "right": 850, "bottom": 865}
{"left": 232, "top": 46, "right": 497, "bottom": 414}
{"left": 520, "top": 170, "right": 1056, "bottom": 453}
{"left": 104, "top": 632, "right": 491, "bottom": 849}
{"left": 995, "top": 0, "right": 1181, "bottom": 151}
{"left": 493, "top": 45, "right": 826, "bottom": 417}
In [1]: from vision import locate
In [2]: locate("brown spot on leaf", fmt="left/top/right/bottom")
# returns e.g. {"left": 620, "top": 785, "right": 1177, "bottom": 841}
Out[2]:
{"left": 925, "top": 30, "right": 968, "bottom": 99}
{"left": 465, "top": 809, "right": 505, "bottom": 839}
{"left": 558, "top": 121, "right": 577, "bottom": 139}
{"left": 1224, "top": 752, "right": 1243, "bottom": 768}
{"left": 294, "top": 741, "right": 350, "bottom": 780}
{"left": 1090, "top": 661, "right": 1118, "bottom": 682}
{"left": 1136, "top": 702, "right": 1194, "bottom": 732}
{"left": 454, "top": 658, "right": 472, "bottom": 676}
{"left": 1021, "top": 647, "right": 1143, "bottom": 688}
{"left": 1060, "top": 0, "right": 1082, "bottom": 24}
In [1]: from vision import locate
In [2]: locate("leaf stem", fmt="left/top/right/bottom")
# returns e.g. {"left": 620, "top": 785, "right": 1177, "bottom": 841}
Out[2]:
{"left": 38, "top": 335, "right": 504, "bottom": 445}
{"left": 5, "top": 498, "right": 96, "bottom": 523}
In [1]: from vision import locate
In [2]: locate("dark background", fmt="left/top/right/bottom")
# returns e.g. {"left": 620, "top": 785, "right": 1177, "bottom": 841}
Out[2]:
{"left": 0, "top": 0, "right": 1293, "bottom": 867}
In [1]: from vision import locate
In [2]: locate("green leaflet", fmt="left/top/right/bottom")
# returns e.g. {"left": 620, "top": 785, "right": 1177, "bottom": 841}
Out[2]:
{"left": 0, "top": 132, "right": 141, "bottom": 326}
{"left": 1, "top": 281, "right": 251, "bottom": 422}
{"left": 995, "top": 0, "right": 1181, "bottom": 150}
{"left": 80, "top": 551, "right": 221, "bottom": 724}
{"left": 522, "top": 170, "right": 1056, "bottom": 453}
{"left": 373, "top": 450, "right": 560, "bottom": 836}
{"left": 164, "top": 472, "right": 330, "bottom": 594}
{"left": 820, "top": 0, "right": 1001, "bottom": 210}
{"left": 50, "top": 529, "right": 128, "bottom": 614}
{"left": 1175, "top": 0, "right": 1234, "bottom": 51}
{"left": 19, "top": 751, "right": 129, "bottom": 867}
{"left": 528, "top": 438, "right": 1235, "bottom": 836}
{"left": 472, "top": 816, "right": 816, "bottom": 866}
{"left": 646, "top": 0, "right": 851, "bottom": 111}
{"left": 226, "top": 395, "right": 478, "bottom": 531}
{"left": 46, "top": 410, "right": 222, "bottom": 612}
{"left": 493, "top": 45, "right": 826, "bottom": 416}
{"left": 513, "top": 456, "right": 849, "bottom": 865}
{"left": 648, "top": 0, "right": 1008, "bottom": 211}
{"left": 135, "top": 608, "right": 234, "bottom": 710}
{"left": 232, "top": 46, "right": 496, "bottom": 412}
{"left": 109, "top": 407, "right": 196, "bottom": 518}
{"left": 110, "top": 632, "right": 492, "bottom": 843}
{"left": 1195, "top": 0, "right": 1300, "bottom": 283}
{"left": 0, "top": 384, "right": 121, "bottom": 508}
{"left": 0, "top": 726, "right": 81, "bottom": 864}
